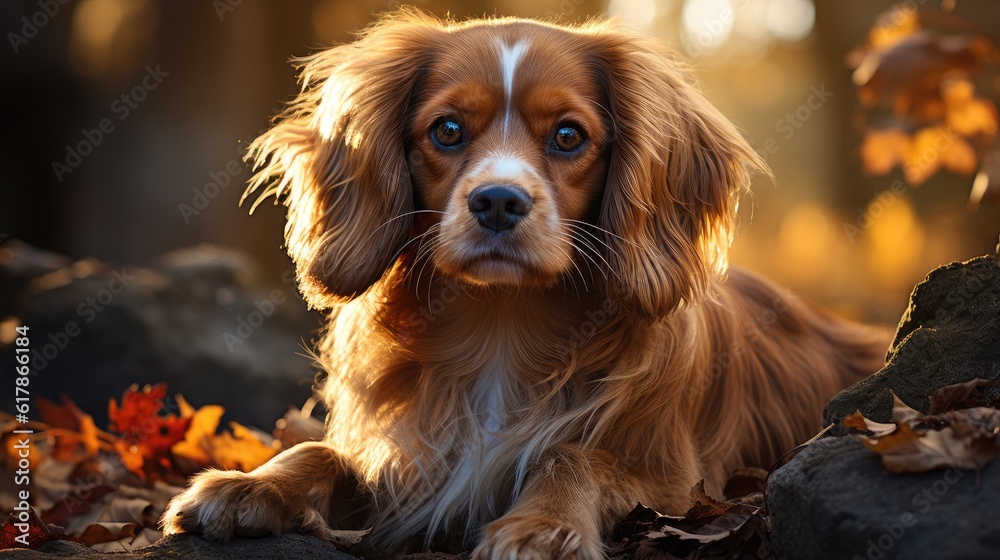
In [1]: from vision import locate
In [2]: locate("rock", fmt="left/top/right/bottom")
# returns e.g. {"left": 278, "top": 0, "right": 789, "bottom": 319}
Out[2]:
{"left": 0, "top": 242, "right": 322, "bottom": 428}
{"left": 824, "top": 256, "right": 1000, "bottom": 426}
{"left": 768, "top": 437, "right": 1000, "bottom": 560}
{"left": 1, "top": 534, "right": 358, "bottom": 559}
{"left": 769, "top": 256, "right": 1000, "bottom": 560}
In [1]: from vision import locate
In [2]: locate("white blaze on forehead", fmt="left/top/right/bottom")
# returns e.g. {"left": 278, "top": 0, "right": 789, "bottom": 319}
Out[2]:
{"left": 496, "top": 39, "right": 529, "bottom": 134}
{"left": 468, "top": 152, "right": 541, "bottom": 182}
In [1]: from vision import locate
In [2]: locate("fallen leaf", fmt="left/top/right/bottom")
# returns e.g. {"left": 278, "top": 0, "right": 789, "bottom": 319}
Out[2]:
{"left": 857, "top": 393, "right": 1000, "bottom": 474}
{"left": 0, "top": 509, "right": 73, "bottom": 550}
{"left": 721, "top": 467, "right": 768, "bottom": 502}
{"left": 844, "top": 410, "right": 897, "bottom": 437}
{"left": 108, "top": 384, "right": 191, "bottom": 474}
{"left": 79, "top": 522, "right": 139, "bottom": 547}
{"left": 108, "top": 384, "right": 169, "bottom": 434}
{"left": 890, "top": 392, "right": 927, "bottom": 425}
{"left": 928, "top": 379, "right": 1000, "bottom": 413}
{"left": 41, "top": 486, "right": 114, "bottom": 528}
{"left": 207, "top": 422, "right": 281, "bottom": 472}
{"left": 170, "top": 399, "right": 225, "bottom": 466}
{"left": 36, "top": 396, "right": 88, "bottom": 432}
{"left": 607, "top": 481, "right": 770, "bottom": 559}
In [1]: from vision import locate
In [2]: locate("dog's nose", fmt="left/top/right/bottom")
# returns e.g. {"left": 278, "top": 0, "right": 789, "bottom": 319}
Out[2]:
{"left": 468, "top": 184, "right": 532, "bottom": 232}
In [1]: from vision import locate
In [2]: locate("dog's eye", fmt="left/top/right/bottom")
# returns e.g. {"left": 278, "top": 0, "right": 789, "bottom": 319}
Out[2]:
{"left": 551, "top": 125, "right": 585, "bottom": 153}
{"left": 431, "top": 119, "right": 464, "bottom": 148}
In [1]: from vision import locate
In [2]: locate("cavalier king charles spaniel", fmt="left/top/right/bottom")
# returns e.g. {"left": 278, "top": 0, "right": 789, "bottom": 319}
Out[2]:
{"left": 163, "top": 11, "right": 889, "bottom": 559}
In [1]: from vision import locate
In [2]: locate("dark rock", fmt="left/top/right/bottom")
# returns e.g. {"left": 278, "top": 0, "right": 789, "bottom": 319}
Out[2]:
{"left": 824, "top": 256, "right": 1000, "bottom": 426}
{"left": 0, "top": 534, "right": 358, "bottom": 559}
{"left": 770, "top": 256, "right": 1000, "bottom": 560}
{"left": 768, "top": 437, "right": 1000, "bottom": 560}
{"left": 0, "top": 242, "right": 322, "bottom": 429}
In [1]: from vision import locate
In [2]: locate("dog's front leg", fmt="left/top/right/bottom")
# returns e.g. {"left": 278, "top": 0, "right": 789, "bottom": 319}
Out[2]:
{"left": 473, "top": 445, "right": 641, "bottom": 560}
{"left": 162, "top": 441, "right": 354, "bottom": 542}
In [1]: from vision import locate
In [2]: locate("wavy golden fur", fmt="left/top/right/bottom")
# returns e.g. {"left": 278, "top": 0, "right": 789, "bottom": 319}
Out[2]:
{"left": 163, "top": 11, "right": 890, "bottom": 559}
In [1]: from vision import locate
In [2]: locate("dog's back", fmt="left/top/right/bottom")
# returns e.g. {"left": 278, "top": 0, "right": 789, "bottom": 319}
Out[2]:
{"left": 693, "top": 267, "right": 891, "bottom": 492}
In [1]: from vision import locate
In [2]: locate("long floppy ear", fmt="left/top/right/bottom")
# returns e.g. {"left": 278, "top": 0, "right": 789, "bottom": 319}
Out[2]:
{"left": 244, "top": 12, "right": 440, "bottom": 309}
{"left": 591, "top": 32, "right": 767, "bottom": 318}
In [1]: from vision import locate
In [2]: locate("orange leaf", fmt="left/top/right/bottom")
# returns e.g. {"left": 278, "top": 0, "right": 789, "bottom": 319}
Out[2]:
{"left": 208, "top": 422, "right": 280, "bottom": 472}
{"left": 171, "top": 398, "right": 225, "bottom": 466}
{"left": 941, "top": 136, "right": 978, "bottom": 176}
{"left": 844, "top": 410, "right": 897, "bottom": 437}
{"left": 943, "top": 80, "right": 999, "bottom": 136}
{"left": 115, "top": 440, "right": 145, "bottom": 478}
{"left": 860, "top": 128, "right": 911, "bottom": 176}
{"left": 868, "top": 8, "right": 920, "bottom": 50}
{"left": 903, "top": 126, "right": 959, "bottom": 185}
{"left": 78, "top": 414, "right": 101, "bottom": 458}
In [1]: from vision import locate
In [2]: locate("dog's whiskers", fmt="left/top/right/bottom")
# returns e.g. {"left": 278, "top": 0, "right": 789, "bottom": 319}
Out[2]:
{"left": 365, "top": 210, "right": 447, "bottom": 245}
{"left": 558, "top": 230, "right": 606, "bottom": 282}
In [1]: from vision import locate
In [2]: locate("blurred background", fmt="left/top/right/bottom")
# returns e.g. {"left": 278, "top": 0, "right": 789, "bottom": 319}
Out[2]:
{"left": 2, "top": 0, "right": 999, "bottom": 326}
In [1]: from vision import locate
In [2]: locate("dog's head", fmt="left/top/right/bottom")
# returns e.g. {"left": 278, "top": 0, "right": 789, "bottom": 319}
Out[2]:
{"left": 246, "top": 11, "right": 765, "bottom": 317}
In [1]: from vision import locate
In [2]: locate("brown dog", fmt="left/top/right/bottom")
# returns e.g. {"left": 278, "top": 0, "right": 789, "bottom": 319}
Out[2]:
{"left": 163, "top": 11, "right": 889, "bottom": 559}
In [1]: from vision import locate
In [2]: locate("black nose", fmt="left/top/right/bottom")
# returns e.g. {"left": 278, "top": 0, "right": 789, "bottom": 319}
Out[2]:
{"left": 468, "top": 184, "right": 532, "bottom": 232}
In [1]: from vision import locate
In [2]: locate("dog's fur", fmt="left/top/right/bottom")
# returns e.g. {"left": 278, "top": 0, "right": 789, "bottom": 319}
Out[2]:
{"left": 163, "top": 12, "right": 890, "bottom": 559}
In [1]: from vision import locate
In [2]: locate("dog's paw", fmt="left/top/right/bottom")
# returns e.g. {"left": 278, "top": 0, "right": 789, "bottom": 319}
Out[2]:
{"left": 162, "top": 469, "right": 295, "bottom": 541}
{"left": 472, "top": 514, "right": 603, "bottom": 560}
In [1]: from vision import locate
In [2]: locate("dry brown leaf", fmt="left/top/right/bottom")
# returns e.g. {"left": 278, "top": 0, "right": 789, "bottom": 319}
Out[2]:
{"left": 78, "top": 522, "right": 138, "bottom": 547}
{"left": 608, "top": 481, "right": 769, "bottom": 559}
{"left": 276, "top": 405, "right": 325, "bottom": 448}
{"left": 863, "top": 423, "right": 968, "bottom": 472}
{"left": 325, "top": 528, "right": 371, "bottom": 550}
{"left": 928, "top": 379, "right": 1000, "bottom": 413}
{"left": 856, "top": 389, "right": 1000, "bottom": 474}
{"left": 890, "top": 393, "right": 927, "bottom": 425}
{"left": 854, "top": 31, "right": 988, "bottom": 107}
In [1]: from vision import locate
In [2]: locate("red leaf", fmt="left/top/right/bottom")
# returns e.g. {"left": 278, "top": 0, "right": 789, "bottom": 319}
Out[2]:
{"left": 0, "top": 509, "right": 74, "bottom": 550}
{"left": 35, "top": 395, "right": 88, "bottom": 432}
{"left": 41, "top": 486, "right": 114, "bottom": 528}
{"left": 108, "top": 384, "right": 191, "bottom": 477}
{"left": 108, "top": 384, "right": 169, "bottom": 434}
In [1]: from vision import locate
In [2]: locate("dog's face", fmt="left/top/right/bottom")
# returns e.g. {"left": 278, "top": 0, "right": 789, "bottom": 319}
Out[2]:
{"left": 246, "top": 13, "right": 765, "bottom": 316}
{"left": 407, "top": 25, "right": 609, "bottom": 286}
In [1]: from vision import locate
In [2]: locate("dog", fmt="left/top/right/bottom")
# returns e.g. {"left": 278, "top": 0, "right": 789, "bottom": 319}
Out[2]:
{"left": 162, "top": 11, "right": 890, "bottom": 559}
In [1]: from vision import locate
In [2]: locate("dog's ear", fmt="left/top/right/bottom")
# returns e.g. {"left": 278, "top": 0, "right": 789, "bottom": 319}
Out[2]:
{"left": 245, "top": 13, "right": 439, "bottom": 309}
{"left": 591, "top": 32, "right": 767, "bottom": 318}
